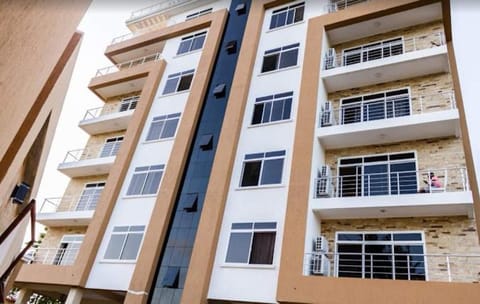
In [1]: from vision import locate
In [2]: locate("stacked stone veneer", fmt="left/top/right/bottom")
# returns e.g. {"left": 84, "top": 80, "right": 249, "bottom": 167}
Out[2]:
{"left": 321, "top": 216, "right": 480, "bottom": 283}
{"left": 99, "top": 91, "right": 141, "bottom": 116}
{"left": 78, "top": 130, "right": 125, "bottom": 161}
{"left": 56, "top": 174, "right": 108, "bottom": 212}
{"left": 325, "top": 137, "right": 467, "bottom": 192}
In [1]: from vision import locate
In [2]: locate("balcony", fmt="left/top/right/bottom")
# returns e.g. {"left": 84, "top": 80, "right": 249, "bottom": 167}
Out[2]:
{"left": 313, "top": 167, "right": 472, "bottom": 219}
{"left": 31, "top": 247, "right": 80, "bottom": 266}
{"left": 303, "top": 252, "right": 480, "bottom": 283}
{"left": 326, "top": 0, "right": 369, "bottom": 13}
{"left": 318, "top": 91, "right": 459, "bottom": 149}
{"left": 36, "top": 197, "right": 98, "bottom": 227}
{"left": 322, "top": 33, "right": 449, "bottom": 92}
{"left": 90, "top": 53, "right": 161, "bottom": 99}
{"left": 57, "top": 141, "right": 122, "bottom": 178}
{"left": 79, "top": 96, "right": 139, "bottom": 135}
{"left": 125, "top": 0, "right": 216, "bottom": 32}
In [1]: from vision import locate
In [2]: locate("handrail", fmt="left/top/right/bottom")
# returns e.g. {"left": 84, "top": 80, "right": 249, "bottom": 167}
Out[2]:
{"left": 61, "top": 141, "right": 123, "bottom": 163}
{"left": 38, "top": 196, "right": 99, "bottom": 214}
{"left": 95, "top": 52, "right": 162, "bottom": 77}
{"left": 82, "top": 96, "right": 139, "bottom": 121}
{"left": 314, "top": 167, "right": 469, "bottom": 198}
{"left": 324, "top": 32, "right": 445, "bottom": 70}
{"left": 320, "top": 91, "right": 456, "bottom": 127}
{"left": 326, "top": 0, "right": 369, "bottom": 13}
{"left": 127, "top": 0, "right": 197, "bottom": 23}
{"left": 31, "top": 247, "right": 80, "bottom": 266}
{"left": 304, "top": 251, "right": 480, "bottom": 282}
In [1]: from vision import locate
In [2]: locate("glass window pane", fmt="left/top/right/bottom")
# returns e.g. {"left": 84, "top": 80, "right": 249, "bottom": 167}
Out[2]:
{"left": 104, "top": 234, "right": 126, "bottom": 259}
{"left": 178, "top": 74, "right": 193, "bottom": 91}
{"left": 142, "top": 171, "right": 163, "bottom": 194}
{"left": 177, "top": 39, "right": 193, "bottom": 55}
{"left": 260, "top": 158, "right": 284, "bottom": 185}
{"left": 127, "top": 173, "right": 147, "bottom": 195}
{"left": 146, "top": 120, "right": 165, "bottom": 141}
{"left": 393, "top": 233, "right": 422, "bottom": 241}
{"left": 249, "top": 232, "right": 276, "bottom": 264}
{"left": 286, "top": 9, "right": 294, "bottom": 25}
{"left": 337, "top": 244, "right": 363, "bottom": 278}
{"left": 271, "top": 99, "right": 284, "bottom": 122}
{"left": 225, "top": 232, "right": 252, "bottom": 263}
{"left": 191, "top": 35, "right": 206, "bottom": 51}
{"left": 161, "top": 118, "right": 179, "bottom": 139}
{"left": 241, "top": 161, "right": 262, "bottom": 187}
{"left": 261, "top": 54, "right": 279, "bottom": 73}
{"left": 282, "top": 98, "right": 292, "bottom": 120}
{"left": 279, "top": 48, "right": 298, "bottom": 68}
{"left": 120, "top": 233, "right": 143, "bottom": 260}
{"left": 100, "top": 143, "right": 113, "bottom": 158}
{"left": 365, "top": 244, "right": 393, "bottom": 279}
{"left": 163, "top": 78, "right": 179, "bottom": 94}
{"left": 276, "top": 11, "right": 287, "bottom": 27}
{"left": 337, "top": 233, "right": 363, "bottom": 241}
{"left": 269, "top": 14, "right": 278, "bottom": 30}
{"left": 252, "top": 104, "right": 264, "bottom": 125}
{"left": 262, "top": 102, "right": 272, "bottom": 123}
{"left": 294, "top": 5, "right": 304, "bottom": 23}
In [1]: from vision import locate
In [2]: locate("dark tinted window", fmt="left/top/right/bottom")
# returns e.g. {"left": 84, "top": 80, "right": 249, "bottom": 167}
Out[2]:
{"left": 241, "top": 161, "right": 261, "bottom": 187}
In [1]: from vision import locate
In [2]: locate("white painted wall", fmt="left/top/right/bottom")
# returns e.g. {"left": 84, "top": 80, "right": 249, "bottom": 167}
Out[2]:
{"left": 86, "top": 1, "right": 231, "bottom": 290}
{"left": 450, "top": 1, "right": 480, "bottom": 209}
{"left": 208, "top": 1, "right": 328, "bottom": 302}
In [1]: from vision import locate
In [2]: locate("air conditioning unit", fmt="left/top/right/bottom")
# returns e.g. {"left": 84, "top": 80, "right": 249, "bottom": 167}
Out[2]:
{"left": 314, "top": 236, "right": 329, "bottom": 253}
{"left": 312, "top": 254, "right": 331, "bottom": 276}
{"left": 318, "top": 165, "right": 331, "bottom": 178}
{"left": 321, "top": 101, "right": 335, "bottom": 127}
{"left": 324, "top": 48, "right": 337, "bottom": 70}
{"left": 316, "top": 165, "right": 333, "bottom": 197}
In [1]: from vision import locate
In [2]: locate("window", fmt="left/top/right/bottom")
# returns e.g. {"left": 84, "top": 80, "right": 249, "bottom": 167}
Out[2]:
{"left": 336, "top": 232, "right": 426, "bottom": 281}
{"left": 177, "top": 31, "right": 207, "bottom": 55}
{"left": 53, "top": 235, "right": 83, "bottom": 266}
{"left": 162, "top": 69, "right": 195, "bottom": 95}
{"left": 104, "top": 226, "right": 145, "bottom": 260}
{"left": 252, "top": 91, "right": 293, "bottom": 125}
{"left": 269, "top": 2, "right": 304, "bottom": 29}
{"left": 126, "top": 165, "right": 165, "bottom": 196}
{"left": 146, "top": 113, "right": 181, "bottom": 141}
{"left": 340, "top": 89, "right": 410, "bottom": 124}
{"left": 119, "top": 96, "right": 139, "bottom": 112}
{"left": 100, "top": 136, "right": 124, "bottom": 158}
{"left": 338, "top": 152, "right": 417, "bottom": 197}
{"left": 240, "top": 150, "right": 285, "bottom": 187}
{"left": 225, "top": 222, "right": 276, "bottom": 264}
{"left": 76, "top": 182, "right": 105, "bottom": 211}
{"left": 261, "top": 43, "right": 299, "bottom": 73}
{"left": 185, "top": 8, "right": 213, "bottom": 21}
{"left": 343, "top": 37, "right": 403, "bottom": 66}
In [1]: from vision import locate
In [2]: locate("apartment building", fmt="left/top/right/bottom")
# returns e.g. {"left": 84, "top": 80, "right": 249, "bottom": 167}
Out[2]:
{"left": 13, "top": 0, "right": 480, "bottom": 303}
{"left": 0, "top": 0, "right": 90, "bottom": 299}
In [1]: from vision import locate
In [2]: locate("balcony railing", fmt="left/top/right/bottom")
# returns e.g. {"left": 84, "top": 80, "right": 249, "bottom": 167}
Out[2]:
{"left": 324, "top": 32, "right": 445, "bottom": 70}
{"left": 39, "top": 196, "right": 99, "bottom": 214}
{"left": 62, "top": 142, "right": 123, "bottom": 164}
{"left": 320, "top": 91, "right": 456, "bottom": 127}
{"left": 95, "top": 52, "right": 162, "bottom": 77}
{"left": 326, "top": 0, "right": 369, "bottom": 13}
{"left": 304, "top": 252, "right": 480, "bottom": 283}
{"left": 127, "top": 0, "right": 196, "bottom": 23}
{"left": 314, "top": 167, "right": 469, "bottom": 199}
{"left": 31, "top": 247, "right": 80, "bottom": 266}
{"left": 82, "top": 96, "right": 139, "bottom": 121}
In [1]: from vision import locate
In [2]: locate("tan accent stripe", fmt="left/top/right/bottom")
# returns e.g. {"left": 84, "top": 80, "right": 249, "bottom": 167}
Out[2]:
{"left": 124, "top": 10, "right": 228, "bottom": 304}
{"left": 278, "top": 0, "right": 480, "bottom": 303}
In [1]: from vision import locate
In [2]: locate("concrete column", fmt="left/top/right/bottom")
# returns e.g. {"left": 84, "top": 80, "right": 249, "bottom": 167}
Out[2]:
{"left": 65, "top": 288, "right": 83, "bottom": 304}
{"left": 15, "top": 288, "right": 33, "bottom": 304}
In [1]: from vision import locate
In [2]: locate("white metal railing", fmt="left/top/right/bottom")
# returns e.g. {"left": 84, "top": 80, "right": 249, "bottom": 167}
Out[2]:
{"left": 127, "top": 0, "right": 197, "bottom": 22}
{"left": 111, "top": 32, "right": 138, "bottom": 45}
{"left": 320, "top": 91, "right": 456, "bottom": 127}
{"left": 95, "top": 52, "right": 162, "bottom": 77}
{"left": 62, "top": 141, "right": 123, "bottom": 163}
{"left": 31, "top": 247, "right": 80, "bottom": 266}
{"left": 38, "top": 196, "right": 99, "bottom": 214}
{"left": 303, "top": 252, "right": 480, "bottom": 283}
{"left": 314, "top": 167, "right": 469, "bottom": 199}
{"left": 326, "top": 0, "right": 369, "bottom": 13}
{"left": 82, "top": 96, "right": 139, "bottom": 121}
{"left": 324, "top": 32, "right": 445, "bottom": 70}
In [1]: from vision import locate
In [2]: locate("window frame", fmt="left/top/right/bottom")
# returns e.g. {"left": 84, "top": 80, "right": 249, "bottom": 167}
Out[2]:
{"left": 269, "top": 2, "right": 305, "bottom": 30}
{"left": 103, "top": 225, "right": 146, "bottom": 262}
{"left": 339, "top": 87, "right": 412, "bottom": 124}
{"left": 185, "top": 8, "right": 213, "bottom": 21}
{"left": 251, "top": 91, "right": 294, "bottom": 126}
{"left": 334, "top": 231, "right": 428, "bottom": 280}
{"left": 145, "top": 112, "right": 181, "bottom": 142}
{"left": 239, "top": 150, "right": 286, "bottom": 188}
{"left": 75, "top": 181, "right": 105, "bottom": 211}
{"left": 125, "top": 164, "right": 165, "bottom": 197}
{"left": 119, "top": 95, "right": 140, "bottom": 112}
{"left": 225, "top": 222, "right": 277, "bottom": 266}
{"left": 54, "top": 234, "right": 84, "bottom": 266}
{"left": 342, "top": 36, "right": 405, "bottom": 66}
{"left": 261, "top": 43, "right": 300, "bottom": 74}
{"left": 162, "top": 69, "right": 195, "bottom": 95}
{"left": 99, "top": 136, "right": 124, "bottom": 158}
{"left": 176, "top": 31, "right": 207, "bottom": 55}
